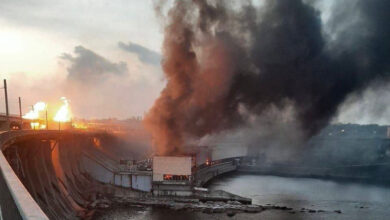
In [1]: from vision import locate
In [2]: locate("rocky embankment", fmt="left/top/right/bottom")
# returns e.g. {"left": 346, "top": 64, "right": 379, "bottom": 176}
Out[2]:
{"left": 91, "top": 195, "right": 343, "bottom": 218}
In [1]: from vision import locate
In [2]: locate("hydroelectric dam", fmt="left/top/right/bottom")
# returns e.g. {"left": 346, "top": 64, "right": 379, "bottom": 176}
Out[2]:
{"left": 0, "top": 130, "right": 245, "bottom": 219}
{"left": 2, "top": 124, "right": 390, "bottom": 219}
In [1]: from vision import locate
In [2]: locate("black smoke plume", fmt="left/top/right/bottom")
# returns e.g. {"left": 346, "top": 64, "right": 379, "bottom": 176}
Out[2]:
{"left": 145, "top": 0, "right": 390, "bottom": 155}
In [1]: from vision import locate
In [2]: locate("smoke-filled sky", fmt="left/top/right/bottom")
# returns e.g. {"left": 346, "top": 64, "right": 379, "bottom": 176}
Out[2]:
{"left": 144, "top": 0, "right": 390, "bottom": 154}
{"left": 0, "top": 0, "right": 389, "bottom": 127}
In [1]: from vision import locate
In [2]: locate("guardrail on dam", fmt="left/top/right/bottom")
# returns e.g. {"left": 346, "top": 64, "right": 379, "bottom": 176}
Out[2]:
{"left": 0, "top": 132, "right": 48, "bottom": 220}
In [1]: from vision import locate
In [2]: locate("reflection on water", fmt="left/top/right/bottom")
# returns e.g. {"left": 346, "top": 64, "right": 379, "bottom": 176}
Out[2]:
{"left": 96, "top": 174, "right": 390, "bottom": 220}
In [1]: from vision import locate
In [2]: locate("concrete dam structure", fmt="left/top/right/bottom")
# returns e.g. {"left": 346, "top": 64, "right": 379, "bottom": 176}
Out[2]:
{"left": 0, "top": 130, "right": 244, "bottom": 219}
{"left": 0, "top": 131, "right": 125, "bottom": 219}
{"left": 0, "top": 130, "right": 164, "bottom": 219}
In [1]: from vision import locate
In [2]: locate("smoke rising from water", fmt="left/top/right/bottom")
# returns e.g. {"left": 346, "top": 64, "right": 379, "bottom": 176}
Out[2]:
{"left": 145, "top": 0, "right": 390, "bottom": 155}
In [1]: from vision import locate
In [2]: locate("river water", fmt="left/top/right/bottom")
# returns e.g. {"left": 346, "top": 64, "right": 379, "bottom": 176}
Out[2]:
{"left": 96, "top": 174, "right": 390, "bottom": 220}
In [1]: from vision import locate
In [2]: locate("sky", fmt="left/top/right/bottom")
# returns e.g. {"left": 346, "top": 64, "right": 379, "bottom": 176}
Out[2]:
{"left": 0, "top": 0, "right": 164, "bottom": 119}
{"left": 0, "top": 0, "right": 388, "bottom": 124}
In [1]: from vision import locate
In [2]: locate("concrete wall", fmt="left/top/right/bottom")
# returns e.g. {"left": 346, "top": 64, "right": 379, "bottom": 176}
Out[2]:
{"left": 152, "top": 184, "right": 193, "bottom": 196}
{"left": 153, "top": 156, "right": 192, "bottom": 181}
{"left": 0, "top": 151, "right": 48, "bottom": 220}
{"left": 114, "top": 174, "right": 131, "bottom": 188}
{"left": 195, "top": 161, "right": 237, "bottom": 186}
{"left": 82, "top": 155, "right": 115, "bottom": 184}
{"left": 131, "top": 175, "right": 152, "bottom": 192}
{"left": 0, "top": 158, "right": 22, "bottom": 220}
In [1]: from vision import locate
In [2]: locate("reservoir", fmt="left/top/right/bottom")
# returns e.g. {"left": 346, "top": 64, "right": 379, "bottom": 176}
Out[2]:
{"left": 96, "top": 174, "right": 390, "bottom": 219}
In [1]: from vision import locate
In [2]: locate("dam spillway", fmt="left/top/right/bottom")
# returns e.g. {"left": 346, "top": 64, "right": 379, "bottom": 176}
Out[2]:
{"left": 0, "top": 131, "right": 247, "bottom": 219}
{"left": 0, "top": 130, "right": 143, "bottom": 219}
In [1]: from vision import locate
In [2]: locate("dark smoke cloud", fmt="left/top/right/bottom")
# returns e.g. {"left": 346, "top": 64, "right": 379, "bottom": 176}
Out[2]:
{"left": 145, "top": 0, "right": 390, "bottom": 155}
{"left": 60, "top": 45, "right": 127, "bottom": 83}
{"left": 118, "top": 41, "right": 161, "bottom": 66}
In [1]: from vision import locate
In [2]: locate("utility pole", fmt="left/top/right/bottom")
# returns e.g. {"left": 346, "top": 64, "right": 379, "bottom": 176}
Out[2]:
{"left": 31, "top": 105, "right": 35, "bottom": 130}
{"left": 45, "top": 109, "right": 48, "bottom": 130}
{"left": 3, "top": 79, "right": 9, "bottom": 130}
{"left": 4, "top": 79, "right": 9, "bottom": 118}
{"left": 18, "top": 97, "right": 22, "bottom": 130}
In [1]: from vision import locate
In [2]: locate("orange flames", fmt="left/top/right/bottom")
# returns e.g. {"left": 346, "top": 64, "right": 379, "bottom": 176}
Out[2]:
{"left": 53, "top": 97, "right": 72, "bottom": 122}
{"left": 23, "top": 102, "right": 46, "bottom": 120}
{"left": 73, "top": 123, "right": 87, "bottom": 129}
{"left": 23, "top": 97, "right": 73, "bottom": 129}
{"left": 23, "top": 102, "right": 47, "bottom": 129}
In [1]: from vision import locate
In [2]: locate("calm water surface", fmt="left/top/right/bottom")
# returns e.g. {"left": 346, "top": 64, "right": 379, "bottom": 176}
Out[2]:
{"left": 96, "top": 174, "right": 390, "bottom": 220}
